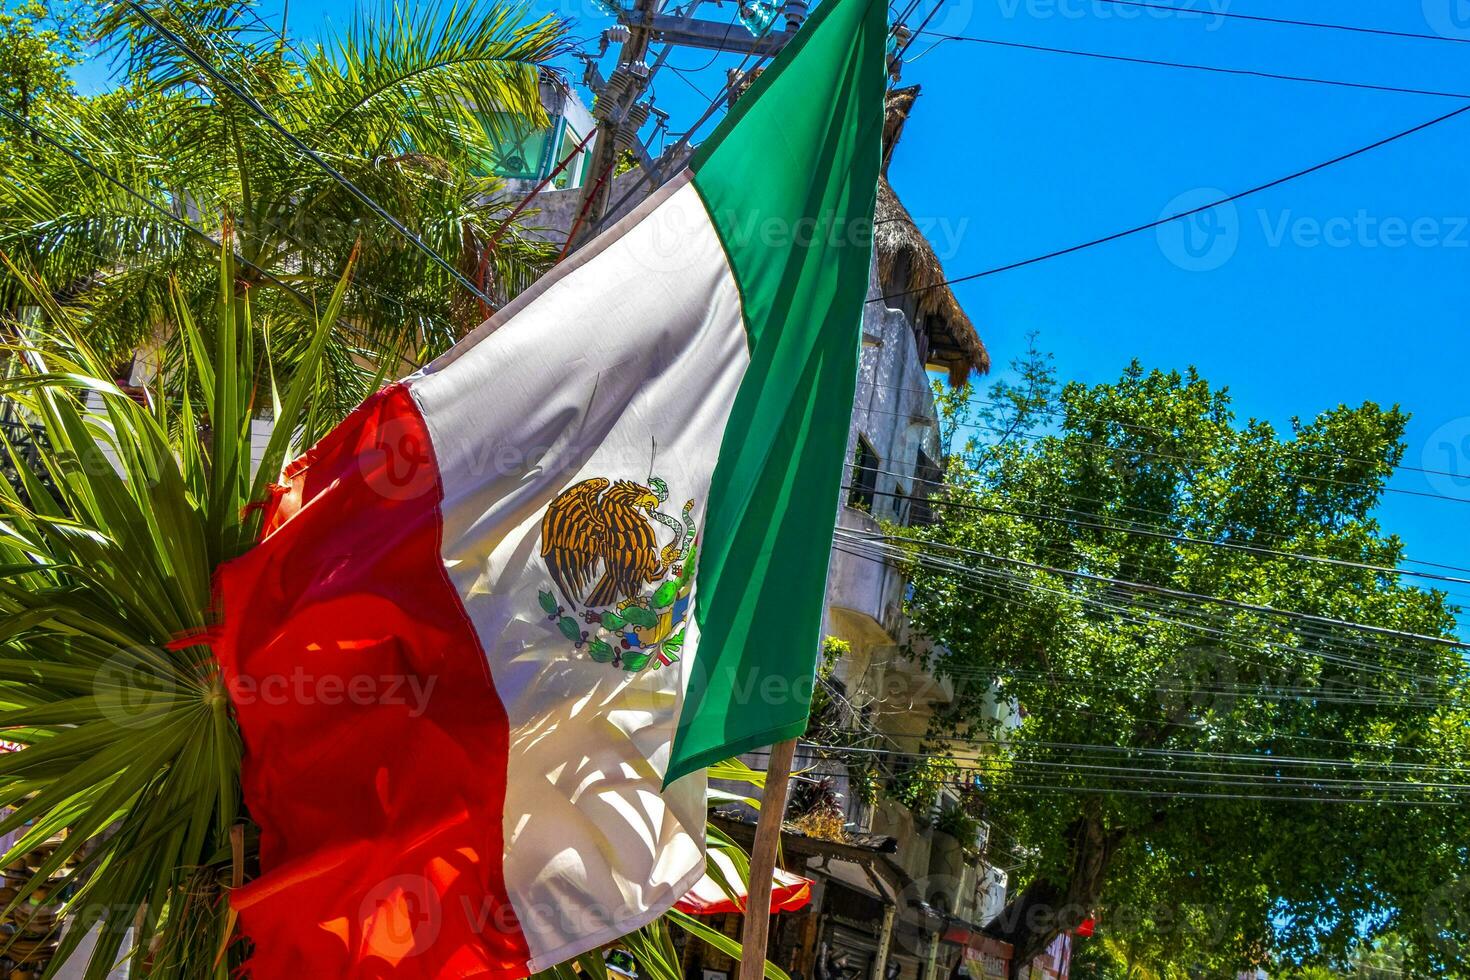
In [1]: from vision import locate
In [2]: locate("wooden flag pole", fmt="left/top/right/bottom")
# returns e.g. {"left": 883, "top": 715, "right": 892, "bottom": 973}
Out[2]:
{"left": 738, "top": 737, "right": 798, "bottom": 980}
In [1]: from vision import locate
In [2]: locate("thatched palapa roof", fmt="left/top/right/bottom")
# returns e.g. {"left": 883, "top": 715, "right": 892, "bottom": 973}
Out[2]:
{"left": 873, "top": 86, "right": 989, "bottom": 383}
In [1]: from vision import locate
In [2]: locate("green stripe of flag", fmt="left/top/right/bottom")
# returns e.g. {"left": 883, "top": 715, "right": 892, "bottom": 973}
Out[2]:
{"left": 666, "top": 0, "right": 887, "bottom": 784}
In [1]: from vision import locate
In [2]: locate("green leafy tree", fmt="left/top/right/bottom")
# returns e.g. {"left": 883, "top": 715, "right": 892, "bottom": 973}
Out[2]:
{"left": 1275, "top": 933, "right": 1412, "bottom": 978}
{"left": 1, "top": 0, "right": 568, "bottom": 381}
{"left": 899, "top": 361, "right": 1470, "bottom": 977}
{"left": 0, "top": 1, "right": 87, "bottom": 127}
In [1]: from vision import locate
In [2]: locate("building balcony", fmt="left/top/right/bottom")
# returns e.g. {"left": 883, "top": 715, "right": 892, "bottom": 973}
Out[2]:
{"left": 827, "top": 505, "right": 905, "bottom": 648}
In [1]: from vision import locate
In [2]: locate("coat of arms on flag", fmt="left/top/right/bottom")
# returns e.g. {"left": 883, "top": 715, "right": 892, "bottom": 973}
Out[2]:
{"left": 538, "top": 475, "right": 698, "bottom": 671}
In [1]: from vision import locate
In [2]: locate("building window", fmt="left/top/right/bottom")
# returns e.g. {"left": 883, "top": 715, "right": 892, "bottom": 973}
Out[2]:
{"left": 553, "top": 124, "right": 586, "bottom": 189}
{"left": 473, "top": 112, "right": 552, "bottom": 180}
{"left": 848, "top": 437, "right": 879, "bottom": 511}
{"left": 911, "top": 312, "right": 930, "bottom": 364}
{"left": 910, "top": 448, "right": 942, "bottom": 526}
{"left": 892, "top": 481, "right": 909, "bottom": 524}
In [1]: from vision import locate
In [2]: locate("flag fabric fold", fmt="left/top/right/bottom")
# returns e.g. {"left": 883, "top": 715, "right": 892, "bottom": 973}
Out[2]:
{"left": 213, "top": 0, "right": 885, "bottom": 972}
{"left": 674, "top": 852, "right": 813, "bottom": 916}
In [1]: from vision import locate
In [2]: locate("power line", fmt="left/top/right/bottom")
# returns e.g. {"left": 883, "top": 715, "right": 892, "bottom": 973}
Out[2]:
{"left": 1057, "top": 701, "right": 1461, "bottom": 758}
{"left": 823, "top": 740, "right": 1470, "bottom": 775}
{"left": 0, "top": 104, "right": 304, "bottom": 297}
{"left": 892, "top": 0, "right": 953, "bottom": 63}
{"left": 835, "top": 526, "right": 1410, "bottom": 656}
{"left": 1091, "top": 0, "right": 1470, "bottom": 46}
{"left": 910, "top": 32, "right": 1470, "bottom": 101}
{"left": 600, "top": 47, "right": 774, "bottom": 224}
{"left": 994, "top": 485, "right": 1470, "bottom": 576}
{"left": 853, "top": 377, "right": 1470, "bottom": 483}
{"left": 851, "top": 748, "right": 1470, "bottom": 787}
{"left": 845, "top": 455, "right": 1470, "bottom": 591}
{"left": 910, "top": 661, "right": 1468, "bottom": 710}
{"left": 849, "top": 398, "right": 1470, "bottom": 507}
{"left": 835, "top": 532, "right": 1466, "bottom": 678}
{"left": 885, "top": 524, "right": 1470, "bottom": 661}
{"left": 749, "top": 747, "right": 1468, "bottom": 806}
{"left": 667, "top": 64, "right": 714, "bottom": 100}
{"left": 819, "top": 747, "right": 1468, "bottom": 797}
{"left": 846, "top": 472, "right": 1470, "bottom": 587}
{"left": 832, "top": 536, "right": 1453, "bottom": 692}
{"left": 833, "top": 537, "right": 1461, "bottom": 683}
{"left": 870, "top": 682, "right": 1463, "bottom": 762}
{"left": 595, "top": 2, "right": 792, "bottom": 234}
{"left": 869, "top": 102, "right": 1470, "bottom": 303}
{"left": 840, "top": 493, "right": 1470, "bottom": 623}
{"left": 763, "top": 750, "right": 1466, "bottom": 822}
{"left": 822, "top": 743, "right": 1470, "bottom": 784}
{"left": 842, "top": 528, "right": 1468, "bottom": 647}
{"left": 123, "top": 0, "right": 498, "bottom": 310}
{"left": 217, "top": 6, "right": 523, "bottom": 333}
{"left": 667, "top": 5, "right": 746, "bottom": 75}
{"left": 893, "top": 0, "right": 927, "bottom": 29}
{"left": 876, "top": 737, "right": 1470, "bottom": 774}
{"left": 962, "top": 782, "right": 1462, "bottom": 806}
{"left": 930, "top": 510, "right": 1470, "bottom": 608}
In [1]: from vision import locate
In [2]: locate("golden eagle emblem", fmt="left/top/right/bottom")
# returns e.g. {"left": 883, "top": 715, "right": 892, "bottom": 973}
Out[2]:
{"left": 538, "top": 475, "right": 698, "bottom": 672}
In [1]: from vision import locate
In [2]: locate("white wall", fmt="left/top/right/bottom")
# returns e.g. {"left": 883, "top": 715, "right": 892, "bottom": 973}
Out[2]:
{"left": 824, "top": 254, "right": 943, "bottom": 637}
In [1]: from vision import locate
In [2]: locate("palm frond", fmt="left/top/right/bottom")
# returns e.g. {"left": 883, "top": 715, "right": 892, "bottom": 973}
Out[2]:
{"left": 0, "top": 244, "right": 351, "bottom": 977}
{"left": 310, "top": 1, "right": 570, "bottom": 162}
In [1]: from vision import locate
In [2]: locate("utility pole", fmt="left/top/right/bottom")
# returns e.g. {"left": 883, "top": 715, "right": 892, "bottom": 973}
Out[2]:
{"left": 568, "top": 0, "right": 808, "bottom": 251}
{"left": 571, "top": 0, "right": 658, "bottom": 251}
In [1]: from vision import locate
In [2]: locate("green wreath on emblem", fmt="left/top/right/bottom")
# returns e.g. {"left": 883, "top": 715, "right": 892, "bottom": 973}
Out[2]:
{"left": 538, "top": 475, "right": 698, "bottom": 672}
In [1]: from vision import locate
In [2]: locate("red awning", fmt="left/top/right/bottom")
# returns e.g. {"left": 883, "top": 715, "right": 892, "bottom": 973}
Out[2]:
{"left": 674, "top": 850, "right": 813, "bottom": 916}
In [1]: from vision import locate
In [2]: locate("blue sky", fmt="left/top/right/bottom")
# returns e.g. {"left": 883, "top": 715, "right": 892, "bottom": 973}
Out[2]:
{"left": 75, "top": 0, "right": 1470, "bottom": 629}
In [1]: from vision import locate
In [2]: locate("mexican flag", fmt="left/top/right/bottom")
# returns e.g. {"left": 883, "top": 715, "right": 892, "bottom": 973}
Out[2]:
{"left": 213, "top": 0, "right": 885, "bottom": 972}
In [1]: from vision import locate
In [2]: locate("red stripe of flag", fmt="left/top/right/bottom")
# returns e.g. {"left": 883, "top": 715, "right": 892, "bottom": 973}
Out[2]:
{"left": 215, "top": 384, "right": 532, "bottom": 977}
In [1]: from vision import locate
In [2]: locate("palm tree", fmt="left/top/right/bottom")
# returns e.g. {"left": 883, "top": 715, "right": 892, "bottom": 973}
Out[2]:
{"left": 1, "top": 0, "right": 569, "bottom": 392}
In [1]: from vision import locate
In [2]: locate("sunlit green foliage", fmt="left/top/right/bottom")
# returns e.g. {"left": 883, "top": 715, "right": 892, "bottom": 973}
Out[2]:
{"left": 902, "top": 353, "right": 1470, "bottom": 975}
{"left": 1, "top": 0, "right": 568, "bottom": 380}
{"left": 0, "top": 246, "right": 352, "bottom": 977}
